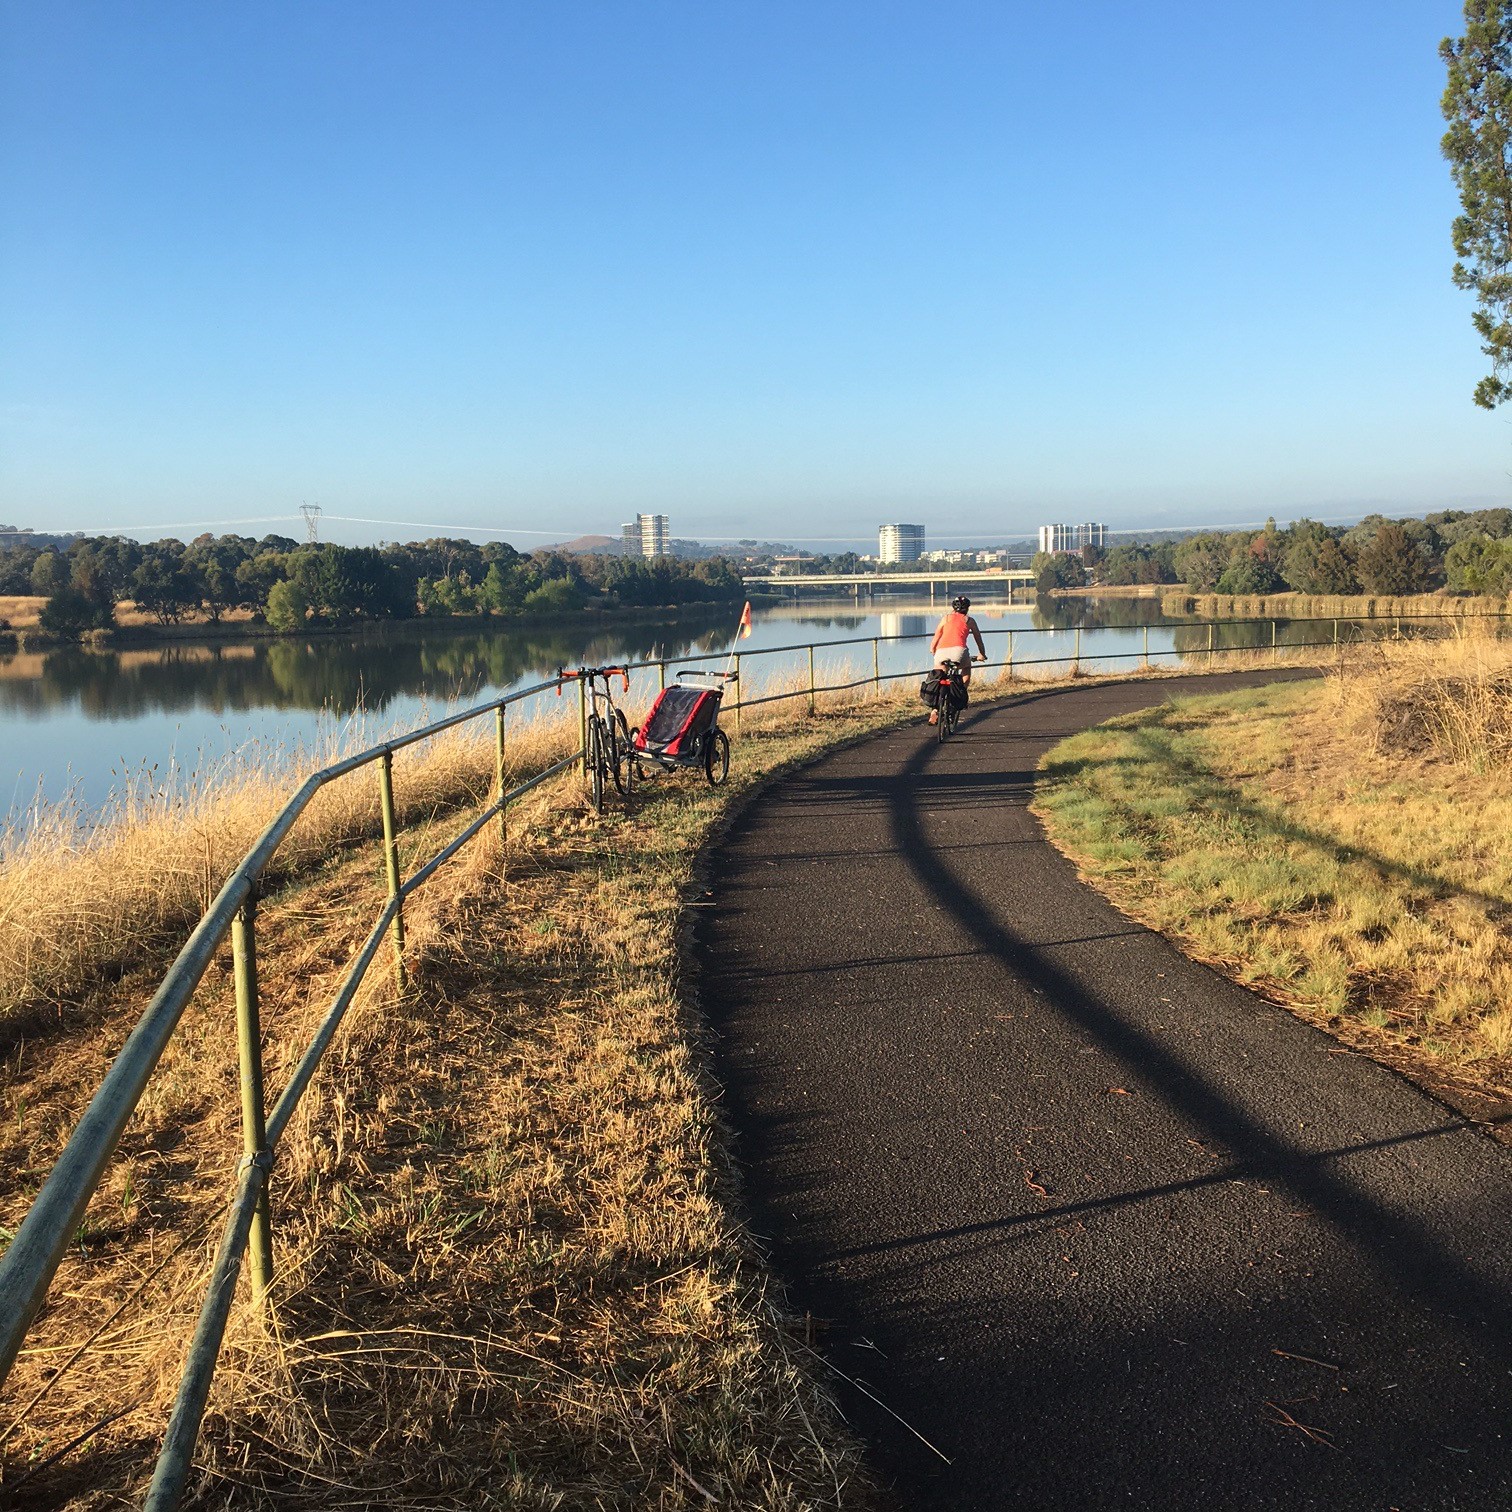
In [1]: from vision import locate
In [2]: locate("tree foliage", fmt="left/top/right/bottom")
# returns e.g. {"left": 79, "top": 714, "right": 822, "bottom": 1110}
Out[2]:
{"left": 1442, "top": 2, "right": 1512, "bottom": 407}
{"left": 1445, "top": 532, "right": 1512, "bottom": 591}
{"left": 1356, "top": 522, "right": 1436, "bottom": 594}
{"left": 1142, "top": 508, "right": 1512, "bottom": 597}
{"left": 1, "top": 529, "right": 746, "bottom": 638}
{"left": 1031, "top": 551, "right": 1086, "bottom": 592}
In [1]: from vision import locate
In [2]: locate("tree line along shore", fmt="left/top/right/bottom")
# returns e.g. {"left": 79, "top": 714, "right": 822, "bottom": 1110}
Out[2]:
{"left": 5, "top": 505, "right": 1512, "bottom": 650}
{"left": 0, "top": 532, "right": 746, "bottom": 644}
{"left": 1031, "top": 506, "right": 1512, "bottom": 598}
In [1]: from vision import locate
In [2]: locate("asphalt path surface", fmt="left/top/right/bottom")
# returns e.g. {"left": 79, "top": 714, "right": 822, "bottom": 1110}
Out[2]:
{"left": 695, "top": 672, "right": 1512, "bottom": 1511}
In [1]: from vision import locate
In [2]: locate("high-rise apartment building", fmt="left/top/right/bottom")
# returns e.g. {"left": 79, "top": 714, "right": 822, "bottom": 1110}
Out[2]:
{"left": 878, "top": 523, "right": 925, "bottom": 564}
{"left": 620, "top": 514, "right": 670, "bottom": 558}
{"left": 1038, "top": 522, "right": 1107, "bottom": 554}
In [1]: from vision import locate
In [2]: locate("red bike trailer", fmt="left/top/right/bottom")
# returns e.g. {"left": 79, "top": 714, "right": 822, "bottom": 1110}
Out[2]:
{"left": 629, "top": 669, "right": 734, "bottom": 786}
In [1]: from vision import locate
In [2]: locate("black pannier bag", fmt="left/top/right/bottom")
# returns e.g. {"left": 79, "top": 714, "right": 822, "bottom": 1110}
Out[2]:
{"left": 634, "top": 685, "right": 720, "bottom": 757}
{"left": 920, "top": 669, "right": 969, "bottom": 710}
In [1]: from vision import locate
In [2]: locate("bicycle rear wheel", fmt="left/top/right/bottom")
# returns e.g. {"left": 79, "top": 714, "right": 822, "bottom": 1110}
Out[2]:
{"left": 936, "top": 692, "right": 951, "bottom": 741}
{"left": 609, "top": 710, "right": 634, "bottom": 795}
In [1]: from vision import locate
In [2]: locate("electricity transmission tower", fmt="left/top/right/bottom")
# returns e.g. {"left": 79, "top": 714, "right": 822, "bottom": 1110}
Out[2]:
{"left": 300, "top": 503, "right": 322, "bottom": 543}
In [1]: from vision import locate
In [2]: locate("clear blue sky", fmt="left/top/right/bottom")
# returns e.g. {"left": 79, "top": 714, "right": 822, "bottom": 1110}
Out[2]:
{"left": 2, "top": 1, "right": 1506, "bottom": 547}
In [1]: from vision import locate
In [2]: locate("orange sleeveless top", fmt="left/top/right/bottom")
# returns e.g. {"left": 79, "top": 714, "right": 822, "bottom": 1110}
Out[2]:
{"left": 935, "top": 610, "right": 970, "bottom": 648}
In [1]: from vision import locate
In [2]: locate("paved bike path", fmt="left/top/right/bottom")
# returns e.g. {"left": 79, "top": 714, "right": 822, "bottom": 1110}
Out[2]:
{"left": 696, "top": 672, "right": 1512, "bottom": 1510}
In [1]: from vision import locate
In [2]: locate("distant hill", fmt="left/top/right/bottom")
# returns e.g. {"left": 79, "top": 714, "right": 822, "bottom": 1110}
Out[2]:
{"left": 544, "top": 534, "right": 623, "bottom": 555}
{"left": 669, "top": 538, "right": 797, "bottom": 560}
{"left": 0, "top": 526, "right": 83, "bottom": 552}
{"left": 542, "top": 535, "right": 800, "bottom": 560}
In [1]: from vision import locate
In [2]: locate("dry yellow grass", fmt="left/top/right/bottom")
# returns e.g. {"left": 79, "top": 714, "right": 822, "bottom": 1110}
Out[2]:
{"left": 1162, "top": 589, "right": 1511, "bottom": 620}
{"left": 0, "top": 596, "right": 43, "bottom": 630}
{"left": 0, "top": 598, "right": 268, "bottom": 635}
{"left": 0, "top": 702, "right": 582, "bottom": 1033}
{"left": 1033, "top": 628, "right": 1512, "bottom": 1097}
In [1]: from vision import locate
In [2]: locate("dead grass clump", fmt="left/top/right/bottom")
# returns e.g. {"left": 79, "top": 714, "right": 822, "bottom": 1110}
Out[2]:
{"left": 1374, "top": 673, "right": 1512, "bottom": 763}
{"left": 1162, "top": 590, "right": 1511, "bottom": 620}
{"left": 1356, "top": 631, "right": 1512, "bottom": 768}
{"left": 0, "top": 596, "right": 43, "bottom": 631}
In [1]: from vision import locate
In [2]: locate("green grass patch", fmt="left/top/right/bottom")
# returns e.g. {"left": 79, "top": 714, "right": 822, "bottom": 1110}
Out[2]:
{"left": 1033, "top": 674, "right": 1512, "bottom": 1086}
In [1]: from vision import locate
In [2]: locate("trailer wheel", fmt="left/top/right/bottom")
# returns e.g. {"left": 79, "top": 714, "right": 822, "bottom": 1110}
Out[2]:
{"left": 704, "top": 729, "right": 730, "bottom": 787}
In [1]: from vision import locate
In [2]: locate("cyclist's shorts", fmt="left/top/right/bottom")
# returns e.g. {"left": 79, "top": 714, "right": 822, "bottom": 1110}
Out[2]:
{"left": 934, "top": 646, "right": 971, "bottom": 669}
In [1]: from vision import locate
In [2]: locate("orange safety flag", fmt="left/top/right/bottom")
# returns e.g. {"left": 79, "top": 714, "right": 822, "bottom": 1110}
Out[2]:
{"left": 738, "top": 601, "right": 753, "bottom": 639}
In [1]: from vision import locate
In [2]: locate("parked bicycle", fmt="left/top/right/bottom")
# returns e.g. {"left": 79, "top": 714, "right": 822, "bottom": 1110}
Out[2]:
{"left": 559, "top": 666, "right": 635, "bottom": 812}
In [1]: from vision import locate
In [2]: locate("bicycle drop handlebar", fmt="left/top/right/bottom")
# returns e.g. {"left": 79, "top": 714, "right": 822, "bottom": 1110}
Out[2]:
{"left": 556, "top": 666, "right": 631, "bottom": 693}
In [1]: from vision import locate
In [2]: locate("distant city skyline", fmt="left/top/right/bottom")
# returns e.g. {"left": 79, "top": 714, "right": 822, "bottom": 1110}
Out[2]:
{"left": 3, "top": 3, "right": 1506, "bottom": 542}
{"left": 0, "top": 502, "right": 1473, "bottom": 554}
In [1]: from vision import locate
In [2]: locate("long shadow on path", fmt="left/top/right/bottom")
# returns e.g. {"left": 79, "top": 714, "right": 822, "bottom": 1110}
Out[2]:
{"left": 697, "top": 673, "right": 1512, "bottom": 1511}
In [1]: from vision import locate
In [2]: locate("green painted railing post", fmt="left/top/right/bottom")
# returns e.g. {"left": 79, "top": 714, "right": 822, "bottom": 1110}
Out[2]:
{"left": 1073, "top": 625, "right": 1082, "bottom": 673}
{"left": 1006, "top": 630, "right": 1014, "bottom": 681}
{"left": 1142, "top": 624, "right": 1150, "bottom": 670}
{"left": 658, "top": 660, "right": 667, "bottom": 692}
{"left": 494, "top": 706, "right": 507, "bottom": 856}
{"left": 872, "top": 637, "right": 880, "bottom": 696}
{"left": 807, "top": 645, "right": 816, "bottom": 715}
{"left": 577, "top": 676, "right": 589, "bottom": 776}
{"left": 378, "top": 750, "right": 405, "bottom": 990}
{"left": 1333, "top": 618, "right": 1339, "bottom": 646}
{"left": 1207, "top": 622, "right": 1215, "bottom": 659}
{"left": 232, "top": 896, "right": 274, "bottom": 1307}
{"left": 733, "top": 654, "right": 742, "bottom": 732}
{"left": 1271, "top": 619, "right": 1278, "bottom": 661}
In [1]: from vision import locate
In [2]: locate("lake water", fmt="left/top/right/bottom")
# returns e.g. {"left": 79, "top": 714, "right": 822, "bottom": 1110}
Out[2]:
{"left": 0, "top": 594, "right": 1353, "bottom": 822}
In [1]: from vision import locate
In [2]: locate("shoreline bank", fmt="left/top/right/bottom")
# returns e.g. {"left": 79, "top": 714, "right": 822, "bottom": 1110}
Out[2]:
{"left": 1161, "top": 589, "right": 1512, "bottom": 619}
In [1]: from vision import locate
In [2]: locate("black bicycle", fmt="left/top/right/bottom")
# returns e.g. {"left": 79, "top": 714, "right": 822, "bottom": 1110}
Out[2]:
{"left": 935, "top": 658, "right": 967, "bottom": 742}
{"left": 559, "top": 666, "right": 635, "bottom": 813}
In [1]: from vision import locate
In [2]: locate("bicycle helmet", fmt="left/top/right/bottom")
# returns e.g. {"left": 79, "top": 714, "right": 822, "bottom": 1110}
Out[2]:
{"left": 950, "top": 595, "right": 971, "bottom": 613}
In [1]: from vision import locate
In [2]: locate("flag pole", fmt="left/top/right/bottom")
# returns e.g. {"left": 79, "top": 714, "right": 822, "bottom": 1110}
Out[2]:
{"left": 721, "top": 601, "right": 752, "bottom": 679}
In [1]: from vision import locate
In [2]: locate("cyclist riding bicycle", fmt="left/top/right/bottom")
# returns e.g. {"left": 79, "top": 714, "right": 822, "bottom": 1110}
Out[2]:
{"left": 928, "top": 595, "right": 989, "bottom": 725}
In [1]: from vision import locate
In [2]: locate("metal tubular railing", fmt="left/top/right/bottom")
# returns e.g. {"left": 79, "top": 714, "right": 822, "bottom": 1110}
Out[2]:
{"left": 2, "top": 606, "right": 1508, "bottom": 1505}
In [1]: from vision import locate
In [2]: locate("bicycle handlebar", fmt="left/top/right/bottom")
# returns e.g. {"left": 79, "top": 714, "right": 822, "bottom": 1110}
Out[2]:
{"left": 556, "top": 666, "right": 631, "bottom": 694}
{"left": 676, "top": 667, "right": 739, "bottom": 682}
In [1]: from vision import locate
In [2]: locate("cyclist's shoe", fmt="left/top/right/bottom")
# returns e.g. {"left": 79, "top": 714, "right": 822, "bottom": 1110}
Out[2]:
{"left": 928, "top": 709, "right": 939, "bottom": 725}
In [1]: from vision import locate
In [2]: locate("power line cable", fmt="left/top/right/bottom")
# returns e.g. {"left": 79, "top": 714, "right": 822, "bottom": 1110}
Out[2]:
{"left": 16, "top": 515, "right": 299, "bottom": 536}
